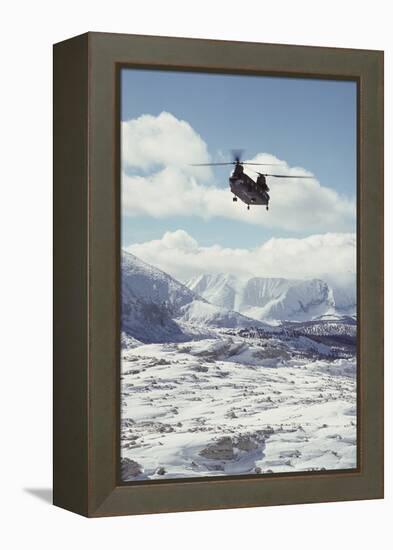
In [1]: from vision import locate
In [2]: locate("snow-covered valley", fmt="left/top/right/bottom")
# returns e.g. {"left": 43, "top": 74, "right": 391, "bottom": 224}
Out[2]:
{"left": 120, "top": 251, "right": 357, "bottom": 481}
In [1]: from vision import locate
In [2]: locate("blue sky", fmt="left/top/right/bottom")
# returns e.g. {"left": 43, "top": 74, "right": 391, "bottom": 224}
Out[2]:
{"left": 121, "top": 68, "right": 356, "bottom": 249}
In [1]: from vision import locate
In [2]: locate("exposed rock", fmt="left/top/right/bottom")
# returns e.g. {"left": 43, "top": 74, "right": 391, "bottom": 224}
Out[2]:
{"left": 199, "top": 437, "right": 235, "bottom": 460}
{"left": 120, "top": 458, "right": 143, "bottom": 479}
{"left": 236, "top": 435, "right": 259, "bottom": 452}
{"left": 192, "top": 365, "right": 209, "bottom": 373}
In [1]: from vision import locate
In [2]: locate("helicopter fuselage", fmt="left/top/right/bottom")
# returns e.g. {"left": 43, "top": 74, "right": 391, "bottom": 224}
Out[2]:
{"left": 229, "top": 169, "right": 269, "bottom": 207}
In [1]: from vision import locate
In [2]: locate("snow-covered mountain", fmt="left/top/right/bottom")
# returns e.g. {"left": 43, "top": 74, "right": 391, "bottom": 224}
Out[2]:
{"left": 120, "top": 255, "right": 357, "bottom": 481}
{"left": 121, "top": 251, "right": 267, "bottom": 343}
{"left": 187, "top": 273, "right": 356, "bottom": 323}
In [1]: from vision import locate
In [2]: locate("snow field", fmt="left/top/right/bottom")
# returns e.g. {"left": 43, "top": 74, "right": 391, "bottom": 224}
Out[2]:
{"left": 120, "top": 334, "right": 356, "bottom": 480}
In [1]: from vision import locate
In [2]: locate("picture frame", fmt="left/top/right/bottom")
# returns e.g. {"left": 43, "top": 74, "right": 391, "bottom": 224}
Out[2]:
{"left": 53, "top": 32, "right": 384, "bottom": 517}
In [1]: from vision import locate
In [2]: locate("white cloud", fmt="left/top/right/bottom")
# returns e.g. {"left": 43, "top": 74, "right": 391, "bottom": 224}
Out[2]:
{"left": 121, "top": 112, "right": 356, "bottom": 233}
{"left": 122, "top": 111, "right": 212, "bottom": 181}
{"left": 126, "top": 229, "right": 356, "bottom": 284}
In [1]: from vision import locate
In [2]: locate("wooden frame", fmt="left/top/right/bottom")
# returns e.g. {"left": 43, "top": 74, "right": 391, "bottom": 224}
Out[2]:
{"left": 53, "top": 32, "right": 384, "bottom": 517}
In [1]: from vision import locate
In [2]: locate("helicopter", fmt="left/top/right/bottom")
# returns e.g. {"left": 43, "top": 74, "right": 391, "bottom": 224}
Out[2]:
{"left": 192, "top": 151, "right": 313, "bottom": 211}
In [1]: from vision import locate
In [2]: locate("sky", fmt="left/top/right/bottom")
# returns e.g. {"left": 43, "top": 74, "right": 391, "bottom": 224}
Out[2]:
{"left": 121, "top": 68, "right": 357, "bottom": 282}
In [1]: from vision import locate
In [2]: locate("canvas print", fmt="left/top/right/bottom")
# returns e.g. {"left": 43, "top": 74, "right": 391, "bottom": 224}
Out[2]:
{"left": 119, "top": 69, "right": 357, "bottom": 482}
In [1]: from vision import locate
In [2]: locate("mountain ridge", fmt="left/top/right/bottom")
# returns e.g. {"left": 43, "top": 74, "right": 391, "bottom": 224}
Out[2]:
{"left": 121, "top": 251, "right": 270, "bottom": 344}
{"left": 187, "top": 272, "right": 356, "bottom": 323}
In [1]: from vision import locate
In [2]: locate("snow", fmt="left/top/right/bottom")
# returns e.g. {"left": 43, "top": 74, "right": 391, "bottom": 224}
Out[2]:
{"left": 121, "top": 251, "right": 269, "bottom": 344}
{"left": 120, "top": 252, "right": 357, "bottom": 481}
{"left": 121, "top": 331, "right": 357, "bottom": 480}
{"left": 188, "top": 272, "right": 356, "bottom": 323}
{"left": 179, "top": 300, "right": 269, "bottom": 329}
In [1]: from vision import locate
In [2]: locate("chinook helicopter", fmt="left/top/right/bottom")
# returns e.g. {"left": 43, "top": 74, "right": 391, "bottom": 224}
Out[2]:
{"left": 192, "top": 151, "right": 313, "bottom": 211}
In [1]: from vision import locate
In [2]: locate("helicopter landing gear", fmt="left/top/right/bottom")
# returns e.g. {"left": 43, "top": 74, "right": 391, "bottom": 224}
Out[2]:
{"left": 232, "top": 196, "right": 237, "bottom": 202}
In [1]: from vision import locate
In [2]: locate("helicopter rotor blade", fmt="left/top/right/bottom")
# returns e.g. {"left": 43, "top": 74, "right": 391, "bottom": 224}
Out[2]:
{"left": 189, "top": 162, "right": 235, "bottom": 166}
{"left": 190, "top": 161, "right": 283, "bottom": 167}
{"left": 242, "top": 162, "right": 282, "bottom": 166}
{"left": 259, "top": 173, "right": 314, "bottom": 179}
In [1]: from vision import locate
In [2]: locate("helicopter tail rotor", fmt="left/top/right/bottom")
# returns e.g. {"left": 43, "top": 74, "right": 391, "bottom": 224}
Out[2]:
{"left": 255, "top": 171, "right": 314, "bottom": 179}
